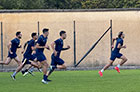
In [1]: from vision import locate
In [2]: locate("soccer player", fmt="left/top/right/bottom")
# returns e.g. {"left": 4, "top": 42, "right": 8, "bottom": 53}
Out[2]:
{"left": 47, "top": 31, "right": 70, "bottom": 79}
{"left": 11, "top": 32, "right": 40, "bottom": 80}
{"left": 34, "top": 28, "right": 50, "bottom": 84}
{"left": 21, "top": 39, "right": 42, "bottom": 76}
{"left": 0, "top": 31, "right": 22, "bottom": 66}
{"left": 98, "top": 31, "right": 128, "bottom": 77}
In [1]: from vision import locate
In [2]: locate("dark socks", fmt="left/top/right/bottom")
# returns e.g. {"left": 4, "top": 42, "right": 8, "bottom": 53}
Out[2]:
{"left": 43, "top": 75, "right": 48, "bottom": 81}
{"left": 25, "top": 69, "right": 28, "bottom": 72}
{"left": 53, "top": 66, "right": 57, "bottom": 69}
{"left": 48, "top": 69, "right": 55, "bottom": 76}
{"left": 22, "top": 69, "right": 28, "bottom": 74}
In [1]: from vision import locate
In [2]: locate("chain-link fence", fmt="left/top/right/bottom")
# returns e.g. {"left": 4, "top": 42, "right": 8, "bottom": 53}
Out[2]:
{"left": 1, "top": 10, "right": 140, "bottom": 70}
{"left": 0, "top": 20, "right": 112, "bottom": 69}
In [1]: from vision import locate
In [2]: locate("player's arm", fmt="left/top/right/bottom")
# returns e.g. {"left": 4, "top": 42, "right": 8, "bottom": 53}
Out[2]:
{"left": 35, "top": 43, "right": 48, "bottom": 49}
{"left": 112, "top": 38, "right": 117, "bottom": 45}
{"left": 7, "top": 42, "right": 12, "bottom": 54}
{"left": 30, "top": 41, "right": 36, "bottom": 51}
{"left": 17, "top": 45, "right": 22, "bottom": 48}
{"left": 31, "top": 46, "right": 36, "bottom": 51}
{"left": 51, "top": 42, "right": 57, "bottom": 56}
{"left": 21, "top": 41, "right": 28, "bottom": 54}
{"left": 112, "top": 38, "right": 117, "bottom": 48}
{"left": 117, "top": 43, "right": 126, "bottom": 49}
{"left": 35, "top": 37, "right": 48, "bottom": 49}
{"left": 62, "top": 45, "right": 70, "bottom": 51}
{"left": 45, "top": 44, "right": 50, "bottom": 50}
{"left": 31, "top": 46, "right": 36, "bottom": 54}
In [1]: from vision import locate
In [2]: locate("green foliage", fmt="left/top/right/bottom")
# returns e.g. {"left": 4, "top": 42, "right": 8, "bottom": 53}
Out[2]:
{"left": 0, "top": 0, "right": 44, "bottom": 9}
{"left": 0, "top": 5, "right": 3, "bottom": 9}
{"left": 69, "top": 0, "right": 83, "bottom": 9}
{"left": 44, "top": 0, "right": 70, "bottom": 9}
{"left": 0, "top": 0, "right": 140, "bottom": 9}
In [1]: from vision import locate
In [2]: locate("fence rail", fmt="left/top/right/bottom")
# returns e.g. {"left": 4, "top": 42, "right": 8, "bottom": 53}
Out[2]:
{"left": 0, "top": 8, "right": 140, "bottom": 13}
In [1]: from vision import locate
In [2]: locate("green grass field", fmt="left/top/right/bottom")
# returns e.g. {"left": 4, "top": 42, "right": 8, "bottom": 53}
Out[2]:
{"left": 0, "top": 70, "right": 140, "bottom": 92}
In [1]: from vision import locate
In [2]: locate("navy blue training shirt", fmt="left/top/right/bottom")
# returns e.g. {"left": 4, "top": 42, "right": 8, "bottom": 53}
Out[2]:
{"left": 113, "top": 38, "right": 123, "bottom": 53}
{"left": 36, "top": 35, "right": 47, "bottom": 53}
{"left": 24, "top": 39, "right": 35, "bottom": 56}
{"left": 54, "top": 38, "right": 63, "bottom": 57}
{"left": 10, "top": 38, "right": 20, "bottom": 53}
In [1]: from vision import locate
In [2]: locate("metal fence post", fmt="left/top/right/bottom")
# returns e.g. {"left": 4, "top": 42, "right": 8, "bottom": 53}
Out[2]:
{"left": 1, "top": 22, "right": 3, "bottom": 69}
{"left": 37, "top": 21, "right": 40, "bottom": 36}
{"left": 110, "top": 20, "right": 113, "bottom": 54}
{"left": 73, "top": 21, "right": 76, "bottom": 66}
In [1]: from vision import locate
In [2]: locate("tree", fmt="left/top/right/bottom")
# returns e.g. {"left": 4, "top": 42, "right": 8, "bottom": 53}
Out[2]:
{"left": 0, "top": 0, "right": 140, "bottom": 9}
{"left": 19, "top": 0, "right": 44, "bottom": 9}
{"left": 0, "top": 0, "right": 44, "bottom": 9}
{"left": 82, "top": 0, "right": 109, "bottom": 9}
{"left": 44, "top": 0, "right": 71, "bottom": 9}
{"left": 69, "top": 0, "right": 83, "bottom": 9}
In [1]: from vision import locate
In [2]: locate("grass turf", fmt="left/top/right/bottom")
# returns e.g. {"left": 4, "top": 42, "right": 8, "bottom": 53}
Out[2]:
{"left": 0, "top": 70, "right": 140, "bottom": 92}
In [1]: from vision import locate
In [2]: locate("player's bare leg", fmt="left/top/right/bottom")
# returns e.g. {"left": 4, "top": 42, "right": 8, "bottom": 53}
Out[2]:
{"left": 12, "top": 59, "right": 40, "bottom": 79}
{"left": 120, "top": 55, "right": 127, "bottom": 66}
{"left": 11, "top": 56, "right": 41, "bottom": 80}
{"left": 57, "top": 64, "right": 67, "bottom": 69}
{"left": 115, "top": 55, "right": 127, "bottom": 73}
{"left": 30, "top": 61, "right": 40, "bottom": 68}
{"left": 22, "top": 61, "right": 40, "bottom": 76}
{"left": 14, "top": 56, "right": 21, "bottom": 66}
{"left": 41, "top": 60, "right": 49, "bottom": 84}
{"left": 12, "top": 63, "right": 25, "bottom": 78}
{"left": 0, "top": 57, "right": 12, "bottom": 65}
{"left": 11, "top": 56, "right": 22, "bottom": 80}
{"left": 37, "top": 62, "right": 42, "bottom": 69}
{"left": 103, "top": 60, "right": 114, "bottom": 71}
{"left": 47, "top": 64, "right": 66, "bottom": 77}
{"left": 99, "top": 60, "right": 114, "bottom": 77}
{"left": 21, "top": 65, "right": 33, "bottom": 76}
{"left": 22, "top": 61, "right": 42, "bottom": 76}
{"left": 41, "top": 60, "right": 48, "bottom": 75}
{"left": 24, "top": 65, "right": 32, "bottom": 72}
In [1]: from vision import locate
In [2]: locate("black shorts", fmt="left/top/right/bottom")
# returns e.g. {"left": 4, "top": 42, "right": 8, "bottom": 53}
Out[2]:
{"left": 7, "top": 52, "right": 17, "bottom": 59}
{"left": 51, "top": 54, "right": 64, "bottom": 67}
{"left": 22, "top": 55, "right": 36, "bottom": 64}
{"left": 110, "top": 52, "right": 123, "bottom": 61}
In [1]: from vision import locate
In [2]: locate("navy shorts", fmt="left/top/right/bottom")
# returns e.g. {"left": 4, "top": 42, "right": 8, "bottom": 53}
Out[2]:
{"left": 34, "top": 53, "right": 46, "bottom": 62}
{"left": 22, "top": 55, "right": 36, "bottom": 64}
{"left": 110, "top": 52, "right": 123, "bottom": 61}
{"left": 51, "top": 54, "right": 64, "bottom": 66}
{"left": 7, "top": 52, "right": 17, "bottom": 59}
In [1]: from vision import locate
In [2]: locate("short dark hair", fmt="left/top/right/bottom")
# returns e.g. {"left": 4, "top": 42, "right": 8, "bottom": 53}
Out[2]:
{"left": 118, "top": 31, "right": 123, "bottom": 38}
{"left": 31, "top": 32, "right": 37, "bottom": 38}
{"left": 43, "top": 28, "right": 49, "bottom": 33}
{"left": 16, "top": 31, "right": 21, "bottom": 36}
{"left": 60, "top": 31, "right": 66, "bottom": 36}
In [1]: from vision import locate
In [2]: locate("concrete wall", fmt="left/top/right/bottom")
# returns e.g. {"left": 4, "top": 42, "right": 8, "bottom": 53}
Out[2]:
{"left": 0, "top": 9, "right": 140, "bottom": 67}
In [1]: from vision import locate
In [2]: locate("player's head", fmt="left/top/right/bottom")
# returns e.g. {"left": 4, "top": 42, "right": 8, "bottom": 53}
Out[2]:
{"left": 118, "top": 31, "right": 125, "bottom": 39}
{"left": 60, "top": 30, "right": 66, "bottom": 39}
{"left": 16, "top": 31, "right": 22, "bottom": 39}
{"left": 43, "top": 28, "right": 49, "bottom": 37}
{"left": 31, "top": 32, "right": 38, "bottom": 40}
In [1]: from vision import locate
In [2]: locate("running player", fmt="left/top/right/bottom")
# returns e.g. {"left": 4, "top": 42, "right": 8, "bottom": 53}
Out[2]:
{"left": 47, "top": 31, "right": 70, "bottom": 79}
{"left": 0, "top": 31, "right": 22, "bottom": 67}
{"left": 11, "top": 32, "right": 40, "bottom": 80}
{"left": 21, "top": 39, "right": 42, "bottom": 76}
{"left": 34, "top": 28, "right": 50, "bottom": 84}
{"left": 99, "top": 31, "right": 128, "bottom": 77}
